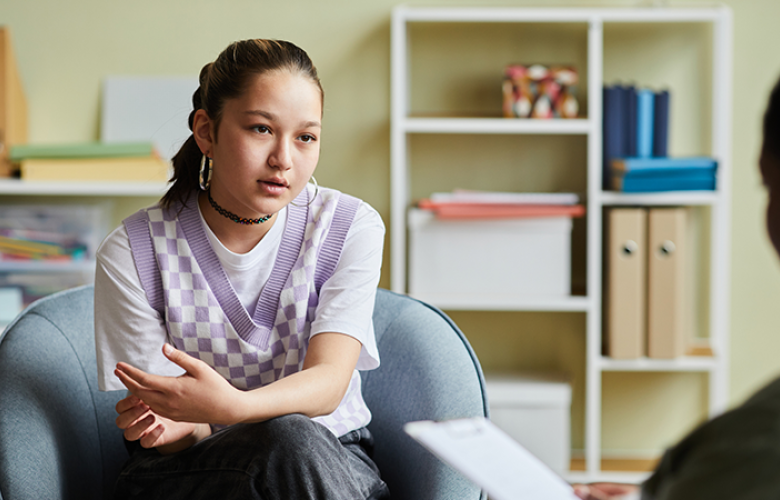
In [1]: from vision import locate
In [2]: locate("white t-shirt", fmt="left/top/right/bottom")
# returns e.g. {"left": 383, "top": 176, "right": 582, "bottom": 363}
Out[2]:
{"left": 95, "top": 199, "right": 385, "bottom": 392}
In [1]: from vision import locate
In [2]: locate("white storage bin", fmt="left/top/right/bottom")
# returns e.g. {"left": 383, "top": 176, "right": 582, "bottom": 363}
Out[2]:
{"left": 408, "top": 209, "right": 572, "bottom": 302}
{"left": 485, "top": 373, "right": 572, "bottom": 475}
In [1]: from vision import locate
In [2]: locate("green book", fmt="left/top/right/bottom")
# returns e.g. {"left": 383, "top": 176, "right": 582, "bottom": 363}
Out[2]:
{"left": 9, "top": 141, "right": 155, "bottom": 161}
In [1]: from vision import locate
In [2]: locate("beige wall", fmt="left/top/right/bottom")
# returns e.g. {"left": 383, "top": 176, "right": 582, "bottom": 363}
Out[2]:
{"left": 2, "top": 0, "right": 780, "bottom": 456}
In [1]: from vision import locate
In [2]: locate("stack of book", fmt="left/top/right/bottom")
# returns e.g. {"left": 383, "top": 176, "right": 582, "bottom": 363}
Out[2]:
{"left": 0, "top": 228, "right": 87, "bottom": 262}
{"left": 602, "top": 84, "right": 717, "bottom": 192}
{"left": 9, "top": 141, "right": 170, "bottom": 182}
{"left": 418, "top": 190, "right": 585, "bottom": 219}
{"left": 0, "top": 204, "right": 104, "bottom": 264}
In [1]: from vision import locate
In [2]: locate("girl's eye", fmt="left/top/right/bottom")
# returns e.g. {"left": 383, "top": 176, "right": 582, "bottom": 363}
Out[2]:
{"left": 299, "top": 134, "right": 317, "bottom": 143}
{"left": 252, "top": 125, "right": 271, "bottom": 134}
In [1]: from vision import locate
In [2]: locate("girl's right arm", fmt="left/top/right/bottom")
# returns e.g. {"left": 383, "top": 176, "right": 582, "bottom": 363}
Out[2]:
{"left": 95, "top": 226, "right": 185, "bottom": 391}
{"left": 95, "top": 225, "right": 208, "bottom": 452}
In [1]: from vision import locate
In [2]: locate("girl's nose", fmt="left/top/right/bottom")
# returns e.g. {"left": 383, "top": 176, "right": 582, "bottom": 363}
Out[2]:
{"left": 268, "top": 138, "right": 293, "bottom": 171}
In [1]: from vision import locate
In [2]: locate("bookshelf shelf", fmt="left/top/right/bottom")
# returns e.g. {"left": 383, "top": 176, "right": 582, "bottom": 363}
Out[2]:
{"left": 410, "top": 294, "right": 591, "bottom": 312}
{"left": 403, "top": 117, "right": 591, "bottom": 135}
{"left": 399, "top": 6, "right": 722, "bottom": 23}
{"left": 391, "top": 5, "right": 732, "bottom": 482}
{"left": 598, "top": 356, "right": 718, "bottom": 372}
{"left": 0, "top": 179, "right": 169, "bottom": 196}
{"left": 599, "top": 191, "right": 721, "bottom": 206}
{"left": 0, "top": 260, "right": 96, "bottom": 273}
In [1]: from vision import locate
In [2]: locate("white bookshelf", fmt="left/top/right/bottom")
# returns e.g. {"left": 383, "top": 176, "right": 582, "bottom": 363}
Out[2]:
{"left": 391, "top": 5, "right": 732, "bottom": 481}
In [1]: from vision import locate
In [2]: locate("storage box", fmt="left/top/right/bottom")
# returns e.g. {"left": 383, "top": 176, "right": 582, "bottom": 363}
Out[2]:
{"left": 485, "top": 373, "right": 572, "bottom": 475}
{"left": 408, "top": 209, "right": 572, "bottom": 302}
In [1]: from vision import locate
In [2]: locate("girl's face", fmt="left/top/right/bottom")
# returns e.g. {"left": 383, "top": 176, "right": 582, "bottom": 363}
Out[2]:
{"left": 205, "top": 70, "right": 322, "bottom": 219}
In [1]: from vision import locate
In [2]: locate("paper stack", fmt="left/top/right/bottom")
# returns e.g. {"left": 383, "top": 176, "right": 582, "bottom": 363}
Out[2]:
{"left": 418, "top": 190, "right": 585, "bottom": 219}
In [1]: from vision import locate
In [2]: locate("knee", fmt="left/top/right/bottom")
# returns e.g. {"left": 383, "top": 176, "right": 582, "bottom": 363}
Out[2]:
{"left": 244, "top": 414, "right": 335, "bottom": 459}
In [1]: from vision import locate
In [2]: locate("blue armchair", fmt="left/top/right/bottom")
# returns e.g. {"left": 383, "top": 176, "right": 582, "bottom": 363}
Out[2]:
{"left": 0, "top": 286, "right": 488, "bottom": 500}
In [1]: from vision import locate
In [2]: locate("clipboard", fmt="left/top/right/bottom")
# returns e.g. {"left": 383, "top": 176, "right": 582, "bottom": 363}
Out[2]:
{"left": 404, "top": 417, "right": 579, "bottom": 500}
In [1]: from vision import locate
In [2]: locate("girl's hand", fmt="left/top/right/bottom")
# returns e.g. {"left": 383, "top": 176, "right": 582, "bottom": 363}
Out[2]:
{"left": 114, "top": 395, "right": 210, "bottom": 454}
{"left": 115, "top": 344, "right": 241, "bottom": 426}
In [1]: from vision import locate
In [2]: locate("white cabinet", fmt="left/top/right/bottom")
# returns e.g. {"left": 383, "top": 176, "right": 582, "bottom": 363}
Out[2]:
{"left": 391, "top": 6, "right": 731, "bottom": 482}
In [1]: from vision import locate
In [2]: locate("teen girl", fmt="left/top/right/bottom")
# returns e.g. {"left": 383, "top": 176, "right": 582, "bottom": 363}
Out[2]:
{"left": 94, "top": 39, "right": 389, "bottom": 500}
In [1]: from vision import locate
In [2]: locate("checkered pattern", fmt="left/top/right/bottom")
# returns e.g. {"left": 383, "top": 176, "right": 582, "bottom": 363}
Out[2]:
{"left": 134, "top": 186, "right": 370, "bottom": 437}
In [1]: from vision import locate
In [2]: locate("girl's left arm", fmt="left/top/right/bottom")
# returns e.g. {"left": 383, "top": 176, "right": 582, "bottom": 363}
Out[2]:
{"left": 115, "top": 332, "right": 361, "bottom": 425}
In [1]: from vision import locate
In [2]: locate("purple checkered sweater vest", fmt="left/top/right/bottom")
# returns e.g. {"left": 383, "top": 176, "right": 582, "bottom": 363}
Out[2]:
{"left": 122, "top": 186, "right": 371, "bottom": 437}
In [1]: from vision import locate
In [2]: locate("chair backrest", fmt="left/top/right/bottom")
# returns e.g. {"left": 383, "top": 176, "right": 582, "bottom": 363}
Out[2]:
{"left": 0, "top": 285, "right": 126, "bottom": 500}
{"left": 364, "top": 289, "right": 489, "bottom": 500}
{"left": 0, "top": 286, "right": 488, "bottom": 500}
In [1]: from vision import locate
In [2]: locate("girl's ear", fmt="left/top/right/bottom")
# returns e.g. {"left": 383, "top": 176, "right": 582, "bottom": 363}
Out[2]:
{"left": 192, "top": 109, "right": 215, "bottom": 156}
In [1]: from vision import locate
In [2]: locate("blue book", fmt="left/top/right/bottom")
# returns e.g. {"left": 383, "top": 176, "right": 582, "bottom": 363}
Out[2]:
{"left": 613, "top": 172, "right": 716, "bottom": 192}
{"left": 636, "top": 89, "right": 655, "bottom": 158}
{"left": 653, "top": 90, "right": 670, "bottom": 157}
{"left": 612, "top": 156, "right": 717, "bottom": 174}
{"left": 624, "top": 86, "right": 638, "bottom": 157}
{"left": 621, "top": 166, "right": 716, "bottom": 179}
{"left": 603, "top": 86, "right": 625, "bottom": 189}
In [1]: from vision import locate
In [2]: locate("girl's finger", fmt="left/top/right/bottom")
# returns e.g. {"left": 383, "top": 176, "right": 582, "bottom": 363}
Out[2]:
{"left": 115, "top": 369, "right": 165, "bottom": 406}
{"left": 140, "top": 422, "right": 166, "bottom": 449}
{"left": 115, "top": 395, "right": 143, "bottom": 414}
{"left": 116, "top": 362, "right": 166, "bottom": 390}
{"left": 115, "top": 404, "right": 151, "bottom": 430}
{"left": 123, "top": 414, "right": 155, "bottom": 442}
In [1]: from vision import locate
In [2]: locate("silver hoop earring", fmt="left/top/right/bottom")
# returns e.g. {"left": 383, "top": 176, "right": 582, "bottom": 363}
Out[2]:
{"left": 310, "top": 175, "right": 319, "bottom": 201}
{"left": 199, "top": 155, "right": 212, "bottom": 191}
{"left": 290, "top": 176, "right": 319, "bottom": 207}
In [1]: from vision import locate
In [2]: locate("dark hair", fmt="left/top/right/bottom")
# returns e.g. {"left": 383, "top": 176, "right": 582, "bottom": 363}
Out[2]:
{"left": 763, "top": 76, "right": 780, "bottom": 161}
{"left": 161, "top": 39, "right": 323, "bottom": 209}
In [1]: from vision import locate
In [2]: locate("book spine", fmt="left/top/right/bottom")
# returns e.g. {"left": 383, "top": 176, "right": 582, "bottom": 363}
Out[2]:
{"left": 653, "top": 90, "right": 670, "bottom": 157}
{"left": 10, "top": 141, "right": 155, "bottom": 161}
{"left": 621, "top": 168, "right": 716, "bottom": 179}
{"left": 19, "top": 156, "right": 169, "bottom": 182}
{"left": 603, "top": 86, "right": 625, "bottom": 189}
{"left": 612, "top": 157, "right": 717, "bottom": 172}
{"left": 614, "top": 175, "right": 716, "bottom": 193}
{"left": 625, "top": 86, "right": 638, "bottom": 158}
{"left": 636, "top": 89, "right": 655, "bottom": 158}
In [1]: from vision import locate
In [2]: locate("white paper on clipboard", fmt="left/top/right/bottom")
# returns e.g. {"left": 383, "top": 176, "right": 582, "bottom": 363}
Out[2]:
{"left": 404, "top": 417, "right": 580, "bottom": 500}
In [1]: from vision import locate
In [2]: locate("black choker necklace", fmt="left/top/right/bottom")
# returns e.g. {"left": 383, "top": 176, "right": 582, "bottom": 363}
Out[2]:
{"left": 207, "top": 190, "right": 273, "bottom": 225}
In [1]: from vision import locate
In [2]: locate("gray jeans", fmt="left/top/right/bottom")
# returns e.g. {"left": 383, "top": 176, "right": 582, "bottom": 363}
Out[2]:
{"left": 114, "top": 414, "right": 390, "bottom": 500}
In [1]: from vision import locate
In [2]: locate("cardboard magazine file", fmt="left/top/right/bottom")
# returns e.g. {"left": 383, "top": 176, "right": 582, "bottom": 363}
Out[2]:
{"left": 647, "top": 208, "right": 689, "bottom": 359}
{"left": 604, "top": 208, "right": 648, "bottom": 359}
{"left": 0, "top": 26, "right": 28, "bottom": 177}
